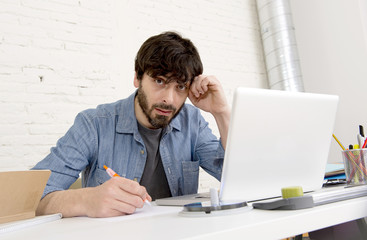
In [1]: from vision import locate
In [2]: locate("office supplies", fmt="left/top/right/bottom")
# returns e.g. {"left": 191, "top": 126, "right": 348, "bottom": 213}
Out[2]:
{"left": 342, "top": 149, "right": 367, "bottom": 185}
{"left": 253, "top": 184, "right": 367, "bottom": 210}
{"left": 181, "top": 201, "right": 248, "bottom": 215}
{"left": 209, "top": 188, "right": 219, "bottom": 206}
{"left": 358, "top": 125, "right": 365, "bottom": 147}
{"left": 333, "top": 135, "right": 367, "bottom": 180}
{"left": 360, "top": 125, "right": 365, "bottom": 136}
{"left": 363, "top": 138, "right": 367, "bottom": 148}
{"left": 0, "top": 170, "right": 51, "bottom": 224}
{"left": 103, "top": 165, "right": 119, "bottom": 177}
{"left": 323, "top": 179, "right": 346, "bottom": 187}
{"left": 324, "top": 163, "right": 346, "bottom": 186}
{"left": 281, "top": 186, "right": 304, "bottom": 199}
{"left": 324, "top": 163, "right": 345, "bottom": 178}
{"left": 179, "top": 187, "right": 248, "bottom": 215}
{"left": 333, "top": 134, "right": 346, "bottom": 150}
{"left": 103, "top": 165, "right": 151, "bottom": 205}
{"left": 157, "top": 87, "right": 339, "bottom": 205}
{"left": 155, "top": 192, "right": 211, "bottom": 206}
{"left": 253, "top": 186, "right": 315, "bottom": 210}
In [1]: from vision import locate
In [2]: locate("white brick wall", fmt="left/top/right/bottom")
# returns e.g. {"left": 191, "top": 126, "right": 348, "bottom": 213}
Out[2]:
{"left": 0, "top": 0, "right": 267, "bottom": 192}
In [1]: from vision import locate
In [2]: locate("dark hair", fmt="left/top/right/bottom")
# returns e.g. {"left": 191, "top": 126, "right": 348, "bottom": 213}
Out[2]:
{"left": 134, "top": 31, "right": 203, "bottom": 85}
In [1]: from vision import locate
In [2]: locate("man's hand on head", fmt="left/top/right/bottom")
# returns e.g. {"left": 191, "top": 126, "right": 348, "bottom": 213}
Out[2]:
{"left": 188, "top": 75, "right": 229, "bottom": 116}
{"left": 188, "top": 75, "right": 231, "bottom": 149}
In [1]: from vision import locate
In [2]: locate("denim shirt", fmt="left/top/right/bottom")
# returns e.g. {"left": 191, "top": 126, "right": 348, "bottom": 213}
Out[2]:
{"left": 32, "top": 92, "right": 225, "bottom": 198}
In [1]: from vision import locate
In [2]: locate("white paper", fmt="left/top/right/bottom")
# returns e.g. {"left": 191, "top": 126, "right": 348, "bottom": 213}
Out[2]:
{"left": 90, "top": 203, "right": 182, "bottom": 222}
{"left": 0, "top": 213, "right": 62, "bottom": 234}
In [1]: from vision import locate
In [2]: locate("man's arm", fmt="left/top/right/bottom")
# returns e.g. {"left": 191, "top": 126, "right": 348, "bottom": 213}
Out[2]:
{"left": 188, "top": 75, "right": 230, "bottom": 149}
{"left": 36, "top": 177, "right": 151, "bottom": 218}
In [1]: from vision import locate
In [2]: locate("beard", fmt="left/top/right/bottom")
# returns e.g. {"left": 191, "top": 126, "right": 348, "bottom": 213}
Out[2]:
{"left": 136, "top": 86, "right": 184, "bottom": 128}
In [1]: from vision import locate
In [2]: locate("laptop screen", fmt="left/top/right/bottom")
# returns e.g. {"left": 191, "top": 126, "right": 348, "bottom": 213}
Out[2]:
{"left": 219, "top": 87, "right": 339, "bottom": 203}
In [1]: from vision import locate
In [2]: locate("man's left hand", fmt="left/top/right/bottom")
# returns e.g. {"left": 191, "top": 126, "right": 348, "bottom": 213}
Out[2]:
{"left": 188, "top": 75, "right": 229, "bottom": 116}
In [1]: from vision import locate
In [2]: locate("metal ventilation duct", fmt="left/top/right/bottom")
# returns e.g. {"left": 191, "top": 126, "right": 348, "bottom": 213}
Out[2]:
{"left": 256, "top": 0, "right": 304, "bottom": 92}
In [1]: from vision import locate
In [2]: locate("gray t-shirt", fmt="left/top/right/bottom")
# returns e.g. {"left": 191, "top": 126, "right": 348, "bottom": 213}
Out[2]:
{"left": 138, "top": 122, "right": 171, "bottom": 200}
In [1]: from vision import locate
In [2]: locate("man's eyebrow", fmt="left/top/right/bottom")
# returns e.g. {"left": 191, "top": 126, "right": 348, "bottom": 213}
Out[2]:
{"left": 155, "top": 76, "right": 167, "bottom": 81}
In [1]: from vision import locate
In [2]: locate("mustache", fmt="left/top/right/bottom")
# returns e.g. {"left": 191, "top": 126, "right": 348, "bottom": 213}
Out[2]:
{"left": 152, "top": 103, "right": 176, "bottom": 112}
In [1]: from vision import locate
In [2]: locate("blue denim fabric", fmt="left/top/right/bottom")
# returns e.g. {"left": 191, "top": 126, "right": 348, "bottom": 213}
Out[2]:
{"left": 32, "top": 92, "right": 224, "bottom": 198}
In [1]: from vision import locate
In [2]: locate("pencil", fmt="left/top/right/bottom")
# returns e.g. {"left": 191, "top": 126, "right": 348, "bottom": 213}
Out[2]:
{"left": 332, "top": 134, "right": 346, "bottom": 150}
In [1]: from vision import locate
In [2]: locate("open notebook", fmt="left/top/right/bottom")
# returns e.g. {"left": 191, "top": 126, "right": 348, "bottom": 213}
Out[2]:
{"left": 0, "top": 170, "right": 51, "bottom": 224}
{"left": 0, "top": 170, "right": 62, "bottom": 234}
{"left": 156, "top": 87, "right": 339, "bottom": 206}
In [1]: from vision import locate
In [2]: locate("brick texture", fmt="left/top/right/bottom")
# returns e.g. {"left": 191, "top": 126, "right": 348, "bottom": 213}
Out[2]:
{"left": 0, "top": 0, "right": 267, "bottom": 192}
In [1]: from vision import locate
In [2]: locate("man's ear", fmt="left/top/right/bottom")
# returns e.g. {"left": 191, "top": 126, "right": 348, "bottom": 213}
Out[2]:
{"left": 133, "top": 72, "right": 140, "bottom": 88}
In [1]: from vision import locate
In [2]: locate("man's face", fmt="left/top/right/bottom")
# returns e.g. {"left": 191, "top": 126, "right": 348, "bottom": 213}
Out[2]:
{"left": 134, "top": 73, "right": 189, "bottom": 129}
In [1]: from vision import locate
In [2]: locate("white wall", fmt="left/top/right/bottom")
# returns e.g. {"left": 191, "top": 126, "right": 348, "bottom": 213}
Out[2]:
{"left": 0, "top": 0, "right": 267, "bottom": 192}
{"left": 290, "top": 0, "right": 367, "bottom": 163}
{"left": 0, "top": 0, "right": 120, "bottom": 170}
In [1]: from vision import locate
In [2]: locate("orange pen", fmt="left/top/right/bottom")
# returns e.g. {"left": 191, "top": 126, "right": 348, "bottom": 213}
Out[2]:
{"left": 103, "top": 165, "right": 120, "bottom": 177}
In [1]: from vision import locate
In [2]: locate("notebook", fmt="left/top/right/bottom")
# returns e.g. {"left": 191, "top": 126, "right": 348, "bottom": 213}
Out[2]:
{"left": 0, "top": 170, "right": 51, "bottom": 224}
{"left": 156, "top": 87, "right": 339, "bottom": 206}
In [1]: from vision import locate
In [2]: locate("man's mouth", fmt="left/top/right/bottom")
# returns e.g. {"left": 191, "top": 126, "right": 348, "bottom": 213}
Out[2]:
{"left": 155, "top": 108, "right": 173, "bottom": 116}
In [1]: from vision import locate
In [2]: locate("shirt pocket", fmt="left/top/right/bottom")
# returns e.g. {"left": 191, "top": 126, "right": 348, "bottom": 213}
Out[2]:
{"left": 181, "top": 161, "right": 200, "bottom": 195}
{"left": 94, "top": 168, "right": 111, "bottom": 186}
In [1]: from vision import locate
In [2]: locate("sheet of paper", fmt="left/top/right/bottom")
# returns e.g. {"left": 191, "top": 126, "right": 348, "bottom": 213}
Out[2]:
{"left": 90, "top": 203, "right": 182, "bottom": 222}
{"left": 0, "top": 213, "right": 62, "bottom": 235}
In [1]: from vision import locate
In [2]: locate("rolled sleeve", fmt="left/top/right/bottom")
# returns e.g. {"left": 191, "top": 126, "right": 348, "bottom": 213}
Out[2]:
{"left": 194, "top": 115, "right": 225, "bottom": 181}
{"left": 32, "top": 111, "right": 98, "bottom": 198}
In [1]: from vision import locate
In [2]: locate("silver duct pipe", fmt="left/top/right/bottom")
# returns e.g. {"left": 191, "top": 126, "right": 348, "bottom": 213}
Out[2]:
{"left": 256, "top": 0, "right": 304, "bottom": 92}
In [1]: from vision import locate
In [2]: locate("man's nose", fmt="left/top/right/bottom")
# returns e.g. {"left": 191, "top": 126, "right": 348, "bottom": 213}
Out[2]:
{"left": 162, "top": 87, "right": 175, "bottom": 104}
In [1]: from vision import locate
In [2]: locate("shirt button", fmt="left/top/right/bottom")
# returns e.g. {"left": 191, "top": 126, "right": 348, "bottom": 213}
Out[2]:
{"left": 140, "top": 150, "right": 144, "bottom": 154}
{"left": 133, "top": 178, "right": 138, "bottom": 182}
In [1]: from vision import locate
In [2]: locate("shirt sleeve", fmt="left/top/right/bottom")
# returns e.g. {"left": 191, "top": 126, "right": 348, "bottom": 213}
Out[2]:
{"left": 31, "top": 111, "right": 98, "bottom": 198}
{"left": 194, "top": 114, "right": 225, "bottom": 181}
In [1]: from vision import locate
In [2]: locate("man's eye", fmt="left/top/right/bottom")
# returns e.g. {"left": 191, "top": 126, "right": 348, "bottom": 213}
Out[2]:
{"left": 155, "top": 79, "right": 164, "bottom": 85}
{"left": 177, "top": 84, "right": 187, "bottom": 91}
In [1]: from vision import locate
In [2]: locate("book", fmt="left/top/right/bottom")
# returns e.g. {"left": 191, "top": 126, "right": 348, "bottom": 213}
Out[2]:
{"left": 325, "top": 163, "right": 345, "bottom": 178}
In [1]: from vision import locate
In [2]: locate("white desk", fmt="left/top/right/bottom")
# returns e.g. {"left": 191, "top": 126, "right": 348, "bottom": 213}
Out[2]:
{"left": 2, "top": 196, "right": 367, "bottom": 240}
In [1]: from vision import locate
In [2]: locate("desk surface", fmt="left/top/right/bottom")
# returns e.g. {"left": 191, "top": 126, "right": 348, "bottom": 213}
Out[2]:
{"left": 2, "top": 195, "right": 367, "bottom": 240}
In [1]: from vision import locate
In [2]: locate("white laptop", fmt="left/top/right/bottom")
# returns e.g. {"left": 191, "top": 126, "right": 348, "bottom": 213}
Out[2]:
{"left": 156, "top": 87, "right": 339, "bottom": 206}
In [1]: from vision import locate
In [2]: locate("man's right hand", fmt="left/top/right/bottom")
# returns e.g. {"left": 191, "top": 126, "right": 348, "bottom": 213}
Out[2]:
{"left": 82, "top": 177, "right": 151, "bottom": 217}
{"left": 36, "top": 177, "right": 152, "bottom": 218}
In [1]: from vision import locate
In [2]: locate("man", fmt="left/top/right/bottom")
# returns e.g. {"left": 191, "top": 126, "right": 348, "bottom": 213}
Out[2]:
{"left": 33, "top": 31, "right": 230, "bottom": 218}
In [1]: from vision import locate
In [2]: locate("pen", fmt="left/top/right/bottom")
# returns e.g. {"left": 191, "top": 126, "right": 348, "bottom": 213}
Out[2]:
{"left": 358, "top": 125, "right": 365, "bottom": 148}
{"left": 363, "top": 138, "right": 367, "bottom": 148}
{"left": 103, "top": 165, "right": 151, "bottom": 206}
{"left": 360, "top": 125, "right": 365, "bottom": 137}
{"left": 103, "top": 165, "right": 119, "bottom": 177}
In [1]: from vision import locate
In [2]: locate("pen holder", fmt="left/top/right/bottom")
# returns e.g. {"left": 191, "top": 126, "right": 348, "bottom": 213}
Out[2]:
{"left": 342, "top": 149, "right": 367, "bottom": 186}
